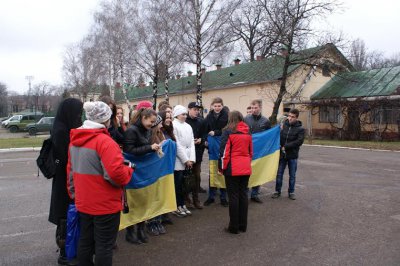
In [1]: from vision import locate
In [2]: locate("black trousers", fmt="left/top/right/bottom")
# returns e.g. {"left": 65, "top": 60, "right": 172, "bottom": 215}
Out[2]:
{"left": 78, "top": 211, "right": 120, "bottom": 266}
{"left": 191, "top": 162, "right": 202, "bottom": 202}
{"left": 225, "top": 175, "right": 250, "bottom": 231}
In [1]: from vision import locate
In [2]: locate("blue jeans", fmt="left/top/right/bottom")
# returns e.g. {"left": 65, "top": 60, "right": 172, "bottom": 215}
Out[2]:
{"left": 208, "top": 187, "right": 227, "bottom": 201}
{"left": 275, "top": 158, "right": 298, "bottom": 194}
{"left": 250, "top": 186, "right": 260, "bottom": 198}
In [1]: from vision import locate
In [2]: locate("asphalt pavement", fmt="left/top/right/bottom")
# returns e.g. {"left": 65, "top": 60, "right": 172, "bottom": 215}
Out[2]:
{"left": 0, "top": 146, "right": 399, "bottom": 266}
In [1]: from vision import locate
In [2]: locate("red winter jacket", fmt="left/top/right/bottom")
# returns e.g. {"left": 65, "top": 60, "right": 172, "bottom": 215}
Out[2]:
{"left": 67, "top": 127, "right": 133, "bottom": 215}
{"left": 219, "top": 121, "right": 253, "bottom": 176}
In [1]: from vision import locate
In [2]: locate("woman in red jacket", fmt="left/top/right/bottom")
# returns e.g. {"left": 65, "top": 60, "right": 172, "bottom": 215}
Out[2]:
{"left": 67, "top": 101, "right": 133, "bottom": 266}
{"left": 219, "top": 111, "right": 253, "bottom": 234}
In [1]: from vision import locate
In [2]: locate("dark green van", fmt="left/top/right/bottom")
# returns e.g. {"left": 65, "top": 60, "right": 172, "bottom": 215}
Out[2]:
{"left": 6, "top": 113, "right": 43, "bottom": 133}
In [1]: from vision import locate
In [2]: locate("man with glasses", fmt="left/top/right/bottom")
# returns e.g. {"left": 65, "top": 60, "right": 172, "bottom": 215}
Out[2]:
{"left": 272, "top": 108, "right": 305, "bottom": 200}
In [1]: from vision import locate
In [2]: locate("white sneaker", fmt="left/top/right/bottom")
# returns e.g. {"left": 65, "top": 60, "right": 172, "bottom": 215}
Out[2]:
{"left": 173, "top": 206, "right": 187, "bottom": 217}
{"left": 181, "top": 205, "right": 192, "bottom": 216}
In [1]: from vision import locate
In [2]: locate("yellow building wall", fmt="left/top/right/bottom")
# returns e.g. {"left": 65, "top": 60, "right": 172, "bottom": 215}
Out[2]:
{"left": 121, "top": 65, "right": 331, "bottom": 122}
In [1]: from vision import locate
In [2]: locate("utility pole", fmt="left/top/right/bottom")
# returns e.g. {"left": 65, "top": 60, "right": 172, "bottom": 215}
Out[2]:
{"left": 25, "top": 76, "right": 34, "bottom": 111}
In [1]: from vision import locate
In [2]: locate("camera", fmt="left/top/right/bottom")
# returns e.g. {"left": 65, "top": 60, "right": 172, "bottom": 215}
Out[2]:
{"left": 122, "top": 160, "right": 135, "bottom": 214}
{"left": 123, "top": 160, "right": 136, "bottom": 170}
{"left": 122, "top": 188, "right": 130, "bottom": 214}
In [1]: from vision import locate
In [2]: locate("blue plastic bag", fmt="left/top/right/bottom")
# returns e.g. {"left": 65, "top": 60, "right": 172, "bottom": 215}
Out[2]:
{"left": 65, "top": 204, "right": 80, "bottom": 260}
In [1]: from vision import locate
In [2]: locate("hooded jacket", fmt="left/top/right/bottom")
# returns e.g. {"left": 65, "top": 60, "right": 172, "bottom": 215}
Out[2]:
{"left": 219, "top": 121, "right": 253, "bottom": 177}
{"left": 67, "top": 122, "right": 133, "bottom": 215}
{"left": 49, "top": 98, "right": 82, "bottom": 225}
{"left": 280, "top": 120, "right": 305, "bottom": 159}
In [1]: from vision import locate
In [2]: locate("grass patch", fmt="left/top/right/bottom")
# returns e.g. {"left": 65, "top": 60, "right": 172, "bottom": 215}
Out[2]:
{"left": 0, "top": 137, "right": 44, "bottom": 149}
{"left": 306, "top": 139, "right": 400, "bottom": 151}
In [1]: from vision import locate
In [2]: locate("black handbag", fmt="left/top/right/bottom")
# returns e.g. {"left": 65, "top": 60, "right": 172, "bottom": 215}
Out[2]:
{"left": 182, "top": 167, "right": 195, "bottom": 194}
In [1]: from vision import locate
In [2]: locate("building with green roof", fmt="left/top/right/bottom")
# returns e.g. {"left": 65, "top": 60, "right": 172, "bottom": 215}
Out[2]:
{"left": 115, "top": 43, "right": 353, "bottom": 123}
{"left": 307, "top": 66, "right": 400, "bottom": 140}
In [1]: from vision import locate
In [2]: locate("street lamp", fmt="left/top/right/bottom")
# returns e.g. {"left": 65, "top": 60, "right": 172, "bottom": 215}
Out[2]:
{"left": 25, "top": 75, "right": 34, "bottom": 111}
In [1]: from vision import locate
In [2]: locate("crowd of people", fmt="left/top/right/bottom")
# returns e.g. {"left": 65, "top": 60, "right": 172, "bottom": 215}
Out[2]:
{"left": 48, "top": 96, "right": 305, "bottom": 266}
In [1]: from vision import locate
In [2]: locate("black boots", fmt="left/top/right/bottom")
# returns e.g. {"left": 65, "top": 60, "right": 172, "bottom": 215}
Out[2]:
{"left": 161, "top": 213, "right": 173, "bottom": 225}
{"left": 58, "top": 248, "right": 78, "bottom": 266}
{"left": 125, "top": 222, "right": 149, "bottom": 244}
{"left": 137, "top": 222, "right": 148, "bottom": 243}
{"left": 56, "top": 219, "right": 78, "bottom": 265}
{"left": 125, "top": 225, "right": 142, "bottom": 245}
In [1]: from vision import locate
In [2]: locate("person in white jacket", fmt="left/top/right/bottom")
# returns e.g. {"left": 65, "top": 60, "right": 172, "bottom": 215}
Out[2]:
{"left": 172, "top": 105, "right": 196, "bottom": 217}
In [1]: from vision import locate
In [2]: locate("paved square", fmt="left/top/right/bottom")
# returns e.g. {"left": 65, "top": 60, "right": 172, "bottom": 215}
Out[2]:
{"left": 1, "top": 146, "right": 399, "bottom": 265}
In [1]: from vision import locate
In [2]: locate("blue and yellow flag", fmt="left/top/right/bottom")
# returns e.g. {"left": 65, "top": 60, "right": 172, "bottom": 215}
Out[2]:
{"left": 119, "top": 139, "right": 177, "bottom": 230}
{"left": 208, "top": 126, "right": 280, "bottom": 188}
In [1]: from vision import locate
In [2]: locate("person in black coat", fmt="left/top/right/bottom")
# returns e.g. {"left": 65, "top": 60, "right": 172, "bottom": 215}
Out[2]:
{"left": 185, "top": 102, "right": 207, "bottom": 209}
{"left": 49, "top": 98, "right": 83, "bottom": 265}
{"left": 204, "top": 97, "right": 229, "bottom": 207}
{"left": 123, "top": 106, "right": 160, "bottom": 245}
{"left": 100, "top": 96, "right": 124, "bottom": 145}
{"left": 272, "top": 108, "right": 305, "bottom": 200}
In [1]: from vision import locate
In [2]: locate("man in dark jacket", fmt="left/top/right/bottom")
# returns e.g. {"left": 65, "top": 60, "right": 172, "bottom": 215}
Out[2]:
{"left": 272, "top": 108, "right": 305, "bottom": 200}
{"left": 244, "top": 99, "right": 271, "bottom": 203}
{"left": 185, "top": 102, "right": 207, "bottom": 209}
{"left": 204, "top": 97, "right": 229, "bottom": 207}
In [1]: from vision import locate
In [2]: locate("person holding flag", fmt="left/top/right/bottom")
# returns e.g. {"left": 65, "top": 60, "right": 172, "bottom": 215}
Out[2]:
{"left": 123, "top": 103, "right": 160, "bottom": 244}
{"left": 219, "top": 111, "right": 253, "bottom": 234}
{"left": 244, "top": 99, "right": 271, "bottom": 203}
{"left": 204, "top": 97, "right": 229, "bottom": 207}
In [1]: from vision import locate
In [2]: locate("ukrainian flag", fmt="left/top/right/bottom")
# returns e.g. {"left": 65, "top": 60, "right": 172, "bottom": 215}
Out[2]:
{"left": 119, "top": 139, "right": 177, "bottom": 230}
{"left": 208, "top": 126, "right": 280, "bottom": 188}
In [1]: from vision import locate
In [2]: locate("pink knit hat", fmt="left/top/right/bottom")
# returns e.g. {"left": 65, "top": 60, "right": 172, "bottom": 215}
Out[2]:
{"left": 136, "top": 101, "right": 153, "bottom": 110}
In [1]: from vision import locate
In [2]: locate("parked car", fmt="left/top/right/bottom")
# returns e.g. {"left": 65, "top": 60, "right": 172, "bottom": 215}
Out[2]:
{"left": 1, "top": 115, "right": 22, "bottom": 128}
{"left": 25, "top": 117, "right": 55, "bottom": 135}
{"left": 6, "top": 114, "right": 43, "bottom": 133}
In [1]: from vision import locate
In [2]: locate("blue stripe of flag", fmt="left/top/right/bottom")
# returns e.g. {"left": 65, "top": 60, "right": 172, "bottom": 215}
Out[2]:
{"left": 123, "top": 139, "right": 176, "bottom": 189}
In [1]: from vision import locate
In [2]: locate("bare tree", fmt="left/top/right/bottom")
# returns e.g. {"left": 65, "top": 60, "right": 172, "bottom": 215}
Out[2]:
{"left": 62, "top": 37, "right": 104, "bottom": 102}
{"left": 259, "top": 0, "right": 340, "bottom": 124}
{"left": 0, "top": 82, "right": 8, "bottom": 116}
{"left": 92, "top": 0, "right": 139, "bottom": 109}
{"left": 314, "top": 30, "right": 350, "bottom": 51}
{"left": 347, "top": 38, "right": 400, "bottom": 71}
{"left": 348, "top": 38, "right": 368, "bottom": 71}
{"left": 32, "top": 81, "right": 55, "bottom": 113}
{"left": 133, "top": 0, "right": 184, "bottom": 109}
{"left": 176, "top": 0, "right": 242, "bottom": 107}
{"left": 230, "top": 0, "right": 279, "bottom": 62}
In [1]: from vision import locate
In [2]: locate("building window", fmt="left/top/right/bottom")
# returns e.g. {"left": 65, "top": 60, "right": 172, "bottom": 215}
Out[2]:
{"left": 319, "top": 105, "right": 340, "bottom": 123}
{"left": 371, "top": 107, "right": 400, "bottom": 124}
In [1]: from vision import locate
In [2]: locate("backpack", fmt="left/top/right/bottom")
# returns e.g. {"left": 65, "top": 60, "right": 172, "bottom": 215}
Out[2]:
{"left": 36, "top": 138, "right": 56, "bottom": 179}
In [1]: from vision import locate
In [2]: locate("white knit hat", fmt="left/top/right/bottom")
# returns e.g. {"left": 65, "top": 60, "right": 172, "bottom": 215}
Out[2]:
{"left": 173, "top": 105, "right": 187, "bottom": 118}
{"left": 83, "top": 101, "right": 112, "bottom": 123}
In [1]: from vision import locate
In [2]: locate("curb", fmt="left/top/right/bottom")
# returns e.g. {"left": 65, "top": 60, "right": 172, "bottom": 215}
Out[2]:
{"left": 0, "top": 147, "right": 41, "bottom": 153}
{"left": 303, "top": 144, "right": 400, "bottom": 153}
{"left": 1, "top": 145, "right": 399, "bottom": 153}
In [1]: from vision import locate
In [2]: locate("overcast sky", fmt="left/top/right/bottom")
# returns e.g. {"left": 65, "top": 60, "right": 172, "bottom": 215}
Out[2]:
{"left": 1, "top": 0, "right": 399, "bottom": 94}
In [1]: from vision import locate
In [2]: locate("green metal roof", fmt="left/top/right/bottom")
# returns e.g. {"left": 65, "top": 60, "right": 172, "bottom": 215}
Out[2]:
{"left": 311, "top": 66, "right": 400, "bottom": 100}
{"left": 115, "top": 44, "right": 349, "bottom": 102}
